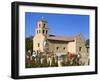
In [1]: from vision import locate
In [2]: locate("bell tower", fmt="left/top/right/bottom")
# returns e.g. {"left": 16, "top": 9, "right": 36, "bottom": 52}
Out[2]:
{"left": 33, "top": 17, "right": 48, "bottom": 52}
{"left": 35, "top": 17, "right": 48, "bottom": 36}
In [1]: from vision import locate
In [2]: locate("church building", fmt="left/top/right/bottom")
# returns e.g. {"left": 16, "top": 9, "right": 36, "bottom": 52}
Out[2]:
{"left": 33, "top": 18, "right": 89, "bottom": 65}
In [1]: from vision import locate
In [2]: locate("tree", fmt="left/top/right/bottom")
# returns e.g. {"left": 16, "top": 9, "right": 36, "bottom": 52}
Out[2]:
{"left": 85, "top": 39, "right": 89, "bottom": 46}
{"left": 25, "top": 36, "right": 33, "bottom": 52}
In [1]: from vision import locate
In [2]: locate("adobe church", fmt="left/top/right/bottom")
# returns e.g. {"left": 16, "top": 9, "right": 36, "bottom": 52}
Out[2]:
{"left": 33, "top": 18, "right": 89, "bottom": 66}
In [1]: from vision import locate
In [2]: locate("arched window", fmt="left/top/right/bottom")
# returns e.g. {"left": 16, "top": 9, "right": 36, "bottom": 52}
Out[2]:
{"left": 38, "top": 43, "right": 40, "bottom": 47}
{"left": 79, "top": 47, "right": 82, "bottom": 51}
{"left": 43, "top": 30, "right": 45, "bottom": 34}
{"left": 39, "top": 30, "right": 41, "bottom": 33}
{"left": 63, "top": 47, "right": 66, "bottom": 50}
{"left": 56, "top": 47, "right": 59, "bottom": 50}
{"left": 37, "top": 30, "right": 38, "bottom": 34}
{"left": 39, "top": 24, "right": 41, "bottom": 27}
{"left": 46, "top": 30, "right": 48, "bottom": 34}
{"left": 44, "top": 24, "right": 45, "bottom": 27}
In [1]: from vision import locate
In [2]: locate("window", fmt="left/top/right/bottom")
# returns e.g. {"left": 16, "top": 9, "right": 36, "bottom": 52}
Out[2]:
{"left": 39, "top": 30, "right": 41, "bottom": 33}
{"left": 46, "top": 30, "right": 48, "bottom": 34}
{"left": 37, "top": 30, "right": 38, "bottom": 34}
{"left": 39, "top": 24, "right": 41, "bottom": 27}
{"left": 44, "top": 24, "right": 45, "bottom": 27}
{"left": 79, "top": 47, "right": 82, "bottom": 51}
{"left": 63, "top": 47, "right": 66, "bottom": 50}
{"left": 38, "top": 43, "right": 40, "bottom": 47}
{"left": 87, "top": 47, "right": 89, "bottom": 53}
{"left": 56, "top": 47, "right": 59, "bottom": 50}
{"left": 43, "top": 30, "right": 45, "bottom": 34}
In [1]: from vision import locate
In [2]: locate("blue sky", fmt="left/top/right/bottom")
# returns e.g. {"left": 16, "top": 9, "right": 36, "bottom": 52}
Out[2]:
{"left": 25, "top": 12, "right": 89, "bottom": 39}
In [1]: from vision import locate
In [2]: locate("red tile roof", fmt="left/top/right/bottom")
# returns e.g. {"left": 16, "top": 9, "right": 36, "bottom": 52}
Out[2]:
{"left": 47, "top": 36, "right": 76, "bottom": 41}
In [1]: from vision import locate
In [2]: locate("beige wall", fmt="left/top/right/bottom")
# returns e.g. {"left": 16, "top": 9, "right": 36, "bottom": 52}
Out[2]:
{"left": 33, "top": 34, "right": 45, "bottom": 52}
{"left": 48, "top": 41, "right": 68, "bottom": 55}
{"left": 75, "top": 35, "right": 89, "bottom": 65}
{"left": 67, "top": 41, "right": 76, "bottom": 54}
{"left": 33, "top": 31, "right": 89, "bottom": 65}
{"left": 76, "top": 36, "right": 87, "bottom": 55}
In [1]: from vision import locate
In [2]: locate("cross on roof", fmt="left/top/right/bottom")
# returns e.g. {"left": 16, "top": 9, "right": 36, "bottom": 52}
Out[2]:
{"left": 42, "top": 16, "right": 44, "bottom": 20}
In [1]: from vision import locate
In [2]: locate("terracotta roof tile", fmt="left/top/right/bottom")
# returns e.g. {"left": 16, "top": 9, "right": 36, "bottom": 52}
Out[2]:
{"left": 47, "top": 36, "right": 76, "bottom": 41}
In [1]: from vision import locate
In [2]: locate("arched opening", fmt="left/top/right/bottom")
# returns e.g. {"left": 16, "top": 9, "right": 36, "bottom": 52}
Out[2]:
{"left": 46, "top": 30, "right": 48, "bottom": 34}
{"left": 43, "top": 30, "right": 45, "bottom": 34}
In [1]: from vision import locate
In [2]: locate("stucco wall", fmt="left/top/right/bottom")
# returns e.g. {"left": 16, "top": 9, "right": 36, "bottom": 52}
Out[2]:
{"left": 33, "top": 34, "right": 45, "bottom": 52}
{"left": 75, "top": 35, "right": 89, "bottom": 65}
{"left": 67, "top": 41, "right": 76, "bottom": 54}
{"left": 48, "top": 40, "right": 68, "bottom": 54}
